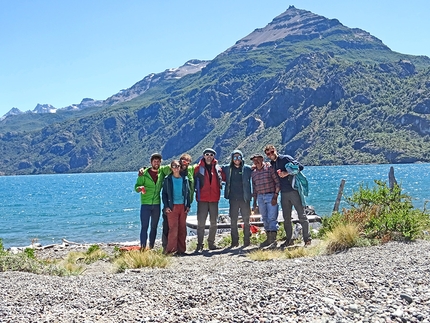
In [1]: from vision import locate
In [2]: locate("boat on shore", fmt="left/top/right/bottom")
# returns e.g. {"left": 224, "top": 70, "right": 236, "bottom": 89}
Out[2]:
{"left": 186, "top": 206, "right": 322, "bottom": 235}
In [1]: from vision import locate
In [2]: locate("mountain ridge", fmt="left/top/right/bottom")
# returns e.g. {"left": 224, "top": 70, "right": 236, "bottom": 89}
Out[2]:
{"left": 1, "top": 6, "right": 430, "bottom": 176}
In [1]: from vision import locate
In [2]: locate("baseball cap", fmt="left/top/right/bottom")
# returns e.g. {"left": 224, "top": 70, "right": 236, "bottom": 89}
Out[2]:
{"left": 203, "top": 148, "right": 216, "bottom": 155}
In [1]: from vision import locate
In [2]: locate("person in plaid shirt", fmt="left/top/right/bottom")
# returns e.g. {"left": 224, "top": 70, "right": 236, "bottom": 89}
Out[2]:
{"left": 250, "top": 153, "right": 281, "bottom": 248}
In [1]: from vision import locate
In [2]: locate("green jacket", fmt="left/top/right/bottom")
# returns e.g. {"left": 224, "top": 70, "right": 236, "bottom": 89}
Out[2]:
{"left": 157, "top": 164, "right": 196, "bottom": 202}
{"left": 134, "top": 168, "right": 163, "bottom": 205}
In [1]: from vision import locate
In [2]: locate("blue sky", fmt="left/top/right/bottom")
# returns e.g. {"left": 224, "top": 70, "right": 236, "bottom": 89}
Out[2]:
{"left": 1, "top": 0, "right": 429, "bottom": 117}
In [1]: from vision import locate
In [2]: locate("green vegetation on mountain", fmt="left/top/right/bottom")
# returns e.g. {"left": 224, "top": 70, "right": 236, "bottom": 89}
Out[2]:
{"left": 1, "top": 6, "right": 429, "bottom": 175}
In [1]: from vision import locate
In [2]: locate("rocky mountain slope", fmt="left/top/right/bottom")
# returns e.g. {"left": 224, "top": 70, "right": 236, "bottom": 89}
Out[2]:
{"left": 1, "top": 6, "right": 430, "bottom": 175}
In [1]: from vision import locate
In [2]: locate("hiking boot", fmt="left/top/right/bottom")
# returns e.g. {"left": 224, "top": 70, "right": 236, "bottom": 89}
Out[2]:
{"left": 208, "top": 244, "right": 220, "bottom": 250}
{"left": 194, "top": 244, "right": 204, "bottom": 253}
{"left": 304, "top": 239, "right": 312, "bottom": 247}
{"left": 280, "top": 239, "right": 295, "bottom": 248}
{"left": 259, "top": 231, "right": 274, "bottom": 248}
{"left": 230, "top": 242, "right": 239, "bottom": 248}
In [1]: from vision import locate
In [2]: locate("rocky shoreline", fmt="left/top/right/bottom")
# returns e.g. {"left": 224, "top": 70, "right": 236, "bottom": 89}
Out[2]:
{"left": 1, "top": 240, "right": 430, "bottom": 322}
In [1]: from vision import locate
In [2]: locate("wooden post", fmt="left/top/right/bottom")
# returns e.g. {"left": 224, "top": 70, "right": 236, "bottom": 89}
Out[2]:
{"left": 389, "top": 166, "right": 397, "bottom": 190}
{"left": 333, "top": 179, "right": 346, "bottom": 213}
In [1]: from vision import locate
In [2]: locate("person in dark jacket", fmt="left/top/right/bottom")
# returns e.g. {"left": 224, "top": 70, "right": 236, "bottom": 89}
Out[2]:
{"left": 194, "top": 148, "right": 223, "bottom": 252}
{"left": 221, "top": 150, "right": 253, "bottom": 248}
{"left": 161, "top": 160, "right": 192, "bottom": 255}
{"left": 265, "top": 144, "right": 311, "bottom": 247}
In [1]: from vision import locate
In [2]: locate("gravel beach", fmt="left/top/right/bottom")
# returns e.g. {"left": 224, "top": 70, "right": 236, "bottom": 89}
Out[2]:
{"left": 1, "top": 240, "right": 430, "bottom": 323}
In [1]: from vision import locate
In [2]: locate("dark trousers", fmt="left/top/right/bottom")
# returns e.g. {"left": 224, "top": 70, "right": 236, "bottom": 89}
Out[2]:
{"left": 229, "top": 199, "right": 251, "bottom": 245}
{"left": 161, "top": 211, "right": 168, "bottom": 251}
{"left": 280, "top": 190, "right": 310, "bottom": 242}
{"left": 196, "top": 201, "right": 218, "bottom": 246}
{"left": 139, "top": 204, "right": 161, "bottom": 248}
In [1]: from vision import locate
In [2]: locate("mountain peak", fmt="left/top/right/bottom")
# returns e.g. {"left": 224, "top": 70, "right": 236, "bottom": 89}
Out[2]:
{"left": 228, "top": 6, "right": 387, "bottom": 52}
{"left": 33, "top": 104, "right": 56, "bottom": 114}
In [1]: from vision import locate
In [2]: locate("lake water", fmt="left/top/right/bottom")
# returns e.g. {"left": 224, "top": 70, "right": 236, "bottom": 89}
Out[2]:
{"left": 1, "top": 164, "right": 429, "bottom": 249}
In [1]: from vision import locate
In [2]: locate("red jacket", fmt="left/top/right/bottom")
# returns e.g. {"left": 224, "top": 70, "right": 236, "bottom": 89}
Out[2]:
{"left": 194, "top": 158, "right": 222, "bottom": 202}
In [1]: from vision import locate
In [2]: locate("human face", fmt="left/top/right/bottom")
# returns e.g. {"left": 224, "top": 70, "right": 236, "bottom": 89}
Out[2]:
{"left": 232, "top": 154, "right": 242, "bottom": 167}
{"left": 180, "top": 157, "right": 191, "bottom": 170}
{"left": 252, "top": 157, "right": 264, "bottom": 169}
{"left": 170, "top": 163, "right": 180, "bottom": 173}
{"left": 265, "top": 148, "right": 277, "bottom": 161}
{"left": 204, "top": 152, "right": 214, "bottom": 165}
{"left": 151, "top": 158, "right": 161, "bottom": 170}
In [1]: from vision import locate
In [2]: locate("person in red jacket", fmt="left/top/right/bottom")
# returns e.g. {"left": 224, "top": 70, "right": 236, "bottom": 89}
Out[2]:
{"left": 194, "top": 148, "right": 223, "bottom": 252}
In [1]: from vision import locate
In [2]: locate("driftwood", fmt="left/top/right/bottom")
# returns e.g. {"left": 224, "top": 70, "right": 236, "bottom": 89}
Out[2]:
{"left": 62, "top": 238, "right": 83, "bottom": 246}
{"left": 333, "top": 179, "right": 346, "bottom": 213}
{"left": 389, "top": 166, "right": 398, "bottom": 190}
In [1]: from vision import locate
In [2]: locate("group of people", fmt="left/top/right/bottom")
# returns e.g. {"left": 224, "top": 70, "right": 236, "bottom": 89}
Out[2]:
{"left": 134, "top": 145, "right": 311, "bottom": 255}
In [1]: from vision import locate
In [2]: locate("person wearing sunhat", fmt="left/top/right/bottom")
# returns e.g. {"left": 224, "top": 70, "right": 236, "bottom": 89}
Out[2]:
{"left": 134, "top": 152, "right": 163, "bottom": 250}
{"left": 250, "top": 153, "right": 281, "bottom": 248}
{"left": 194, "top": 148, "right": 223, "bottom": 252}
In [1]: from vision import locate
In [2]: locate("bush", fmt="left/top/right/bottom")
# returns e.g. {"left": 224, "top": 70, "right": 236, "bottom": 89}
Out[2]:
{"left": 346, "top": 181, "right": 430, "bottom": 241}
{"left": 320, "top": 180, "right": 430, "bottom": 245}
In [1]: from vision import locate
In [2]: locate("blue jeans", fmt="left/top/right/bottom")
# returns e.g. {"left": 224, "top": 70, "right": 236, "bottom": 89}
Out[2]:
{"left": 257, "top": 193, "right": 279, "bottom": 231}
{"left": 140, "top": 204, "right": 161, "bottom": 248}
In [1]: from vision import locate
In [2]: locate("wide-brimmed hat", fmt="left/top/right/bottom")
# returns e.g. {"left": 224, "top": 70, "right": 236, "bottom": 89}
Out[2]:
{"left": 250, "top": 153, "right": 264, "bottom": 160}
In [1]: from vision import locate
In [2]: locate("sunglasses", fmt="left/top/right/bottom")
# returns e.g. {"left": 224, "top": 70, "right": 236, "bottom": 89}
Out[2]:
{"left": 233, "top": 156, "right": 242, "bottom": 161}
{"left": 180, "top": 159, "right": 190, "bottom": 164}
{"left": 171, "top": 165, "right": 180, "bottom": 169}
{"left": 265, "top": 150, "right": 275, "bottom": 156}
{"left": 204, "top": 153, "right": 214, "bottom": 157}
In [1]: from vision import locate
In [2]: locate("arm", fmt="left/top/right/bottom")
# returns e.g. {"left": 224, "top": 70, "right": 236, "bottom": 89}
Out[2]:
{"left": 161, "top": 178, "right": 171, "bottom": 214}
{"left": 134, "top": 175, "right": 145, "bottom": 193}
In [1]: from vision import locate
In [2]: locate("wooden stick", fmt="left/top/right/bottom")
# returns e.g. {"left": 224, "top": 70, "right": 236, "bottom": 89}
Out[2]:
{"left": 389, "top": 166, "right": 397, "bottom": 190}
{"left": 333, "top": 179, "right": 346, "bottom": 213}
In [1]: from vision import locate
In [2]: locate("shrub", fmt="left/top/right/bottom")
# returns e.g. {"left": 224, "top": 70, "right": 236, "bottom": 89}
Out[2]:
{"left": 346, "top": 181, "right": 430, "bottom": 241}
{"left": 320, "top": 180, "right": 430, "bottom": 246}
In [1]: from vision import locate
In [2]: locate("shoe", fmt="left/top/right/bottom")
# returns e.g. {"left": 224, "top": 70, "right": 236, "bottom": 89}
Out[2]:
{"left": 194, "top": 244, "right": 204, "bottom": 253}
{"left": 243, "top": 241, "right": 250, "bottom": 247}
{"left": 280, "top": 240, "right": 294, "bottom": 248}
{"left": 230, "top": 242, "right": 239, "bottom": 248}
{"left": 304, "top": 240, "right": 312, "bottom": 247}
{"left": 208, "top": 244, "right": 220, "bottom": 250}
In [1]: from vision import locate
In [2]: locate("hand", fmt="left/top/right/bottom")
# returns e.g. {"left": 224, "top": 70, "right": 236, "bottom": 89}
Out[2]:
{"left": 278, "top": 171, "right": 288, "bottom": 178}
{"left": 271, "top": 196, "right": 278, "bottom": 206}
{"left": 138, "top": 168, "right": 145, "bottom": 176}
{"left": 165, "top": 208, "right": 172, "bottom": 214}
{"left": 185, "top": 207, "right": 190, "bottom": 214}
{"left": 138, "top": 186, "right": 146, "bottom": 194}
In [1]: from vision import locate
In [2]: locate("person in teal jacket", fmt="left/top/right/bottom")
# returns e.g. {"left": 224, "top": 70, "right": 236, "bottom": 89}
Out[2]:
{"left": 156, "top": 153, "right": 196, "bottom": 251}
{"left": 135, "top": 153, "right": 163, "bottom": 249}
{"left": 161, "top": 160, "right": 192, "bottom": 255}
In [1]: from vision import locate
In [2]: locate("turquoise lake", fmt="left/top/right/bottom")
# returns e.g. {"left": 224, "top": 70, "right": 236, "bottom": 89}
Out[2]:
{"left": 1, "top": 164, "right": 429, "bottom": 248}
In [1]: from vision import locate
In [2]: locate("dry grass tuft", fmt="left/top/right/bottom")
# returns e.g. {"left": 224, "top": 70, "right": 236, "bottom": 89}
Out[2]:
{"left": 114, "top": 249, "right": 170, "bottom": 272}
{"left": 325, "top": 223, "right": 360, "bottom": 254}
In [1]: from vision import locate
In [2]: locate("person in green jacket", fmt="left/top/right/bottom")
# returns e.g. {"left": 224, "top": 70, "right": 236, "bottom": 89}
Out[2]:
{"left": 135, "top": 153, "right": 163, "bottom": 250}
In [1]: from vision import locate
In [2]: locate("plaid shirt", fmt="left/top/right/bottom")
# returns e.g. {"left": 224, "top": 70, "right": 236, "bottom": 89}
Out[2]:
{"left": 251, "top": 163, "right": 280, "bottom": 198}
